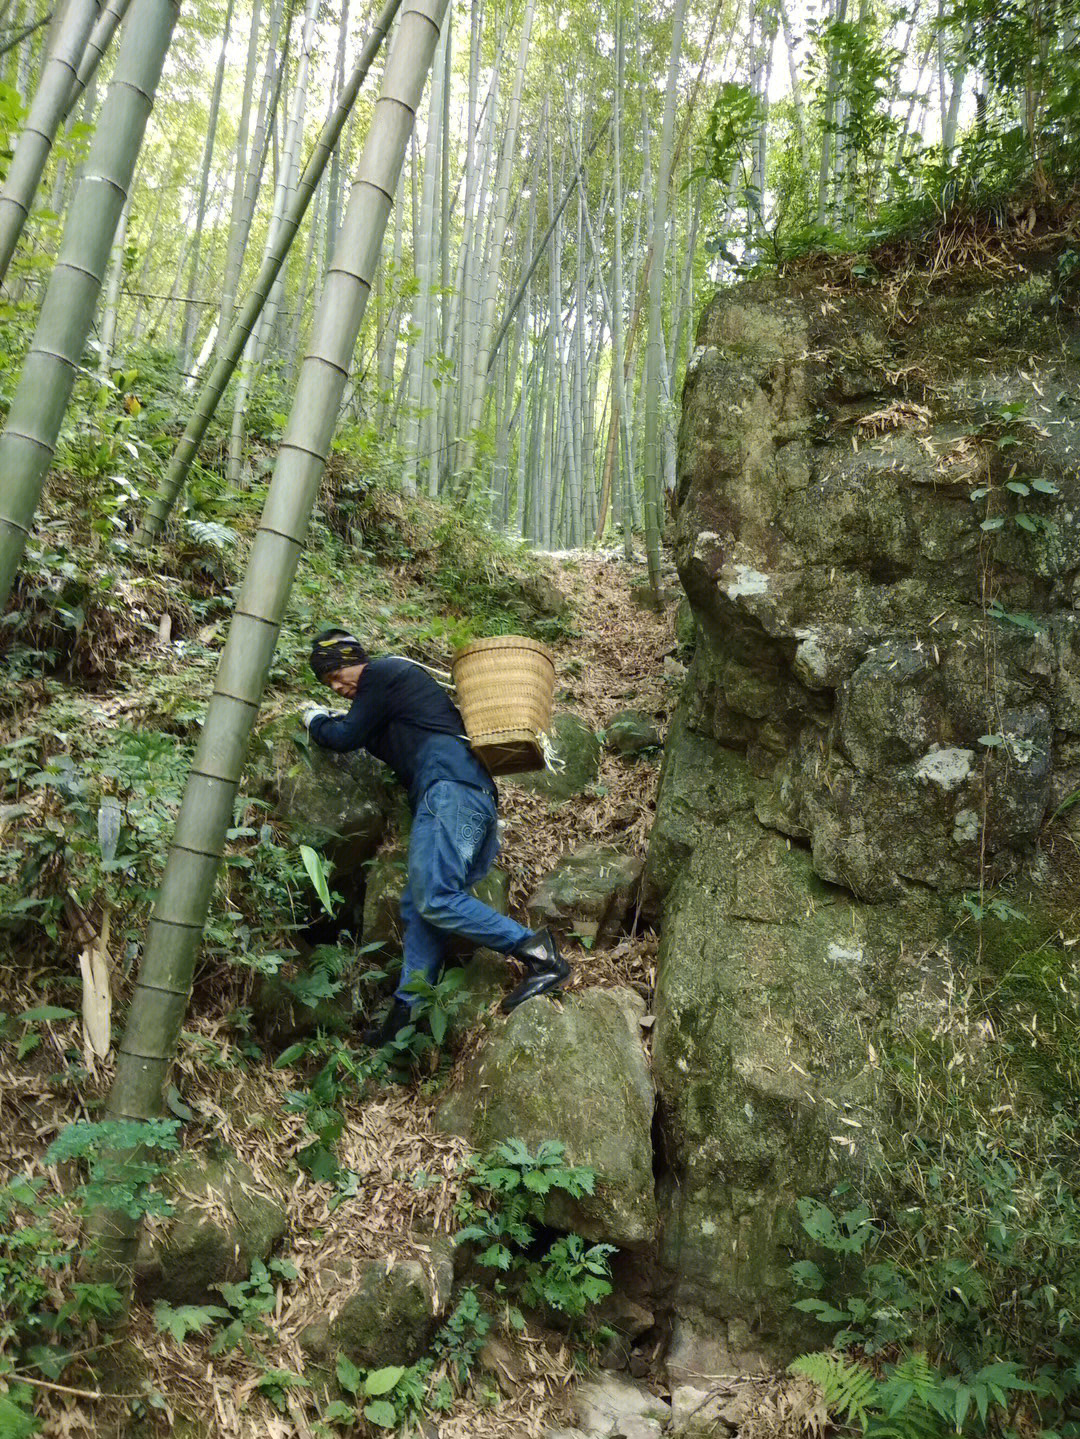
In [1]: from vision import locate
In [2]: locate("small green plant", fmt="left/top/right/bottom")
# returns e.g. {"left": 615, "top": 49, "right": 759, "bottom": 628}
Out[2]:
{"left": 433, "top": 1286, "right": 491, "bottom": 1383}
{"left": 214, "top": 1257, "right": 299, "bottom": 1354}
{"left": 455, "top": 1139, "right": 614, "bottom": 1326}
{"left": 332, "top": 1356, "right": 432, "bottom": 1430}
{"left": 455, "top": 1138, "right": 598, "bottom": 1272}
{"left": 255, "top": 1366, "right": 310, "bottom": 1414}
{"left": 152, "top": 1257, "right": 299, "bottom": 1355}
{"left": 43, "top": 1118, "right": 180, "bottom": 1220}
{"left": 153, "top": 1301, "right": 230, "bottom": 1345}
{"left": 521, "top": 1233, "right": 616, "bottom": 1318}
{"left": 401, "top": 965, "right": 469, "bottom": 1046}
{"left": 10, "top": 1004, "right": 78, "bottom": 1060}
{"left": 299, "top": 844, "right": 337, "bottom": 916}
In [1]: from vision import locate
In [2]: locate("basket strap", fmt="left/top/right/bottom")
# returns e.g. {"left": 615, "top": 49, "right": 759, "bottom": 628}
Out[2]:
{"left": 384, "top": 653, "right": 455, "bottom": 689}
{"left": 384, "top": 654, "right": 470, "bottom": 743}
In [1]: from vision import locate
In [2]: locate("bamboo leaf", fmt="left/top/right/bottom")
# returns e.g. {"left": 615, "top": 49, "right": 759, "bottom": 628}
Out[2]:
{"left": 299, "top": 845, "right": 334, "bottom": 916}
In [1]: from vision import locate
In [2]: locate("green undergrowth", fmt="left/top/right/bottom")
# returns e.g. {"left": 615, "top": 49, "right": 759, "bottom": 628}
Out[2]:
{"left": 0, "top": 1131, "right": 613, "bottom": 1436}
{"left": 1, "top": 414, "right": 573, "bottom": 965}
{"left": 790, "top": 896, "right": 1080, "bottom": 1438}
{"left": 0, "top": 378, "right": 594, "bottom": 1434}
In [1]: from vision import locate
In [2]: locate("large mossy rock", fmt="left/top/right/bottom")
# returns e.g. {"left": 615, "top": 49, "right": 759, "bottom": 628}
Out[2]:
{"left": 299, "top": 1237, "right": 454, "bottom": 1370}
{"left": 641, "top": 707, "right": 755, "bottom": 920}
{"left": 652, "top": 771, "right": 949, "bottom": 1364}
{"left": 437, "top": 987, "right": 657, "bottom": 1246}
{"left": 674, "top": 272, "right": 1080, "bottom": 902}
{"left": 651, "top": 263, "right": 1080, "bottom": 1370}
{"left": 603, "top": 710, "right": 661, "bottom": 757}
{"left": 513, "top": 714, "right": 602, "bottom": 801}
{"left": 245, "top": 714, "right": 397, "bottom": 876}
{"left": 527, "top": 844, "right": 642, "bottom": 943}
{"left": 135, "top": 1149, "right": 287, "bottom": 1306}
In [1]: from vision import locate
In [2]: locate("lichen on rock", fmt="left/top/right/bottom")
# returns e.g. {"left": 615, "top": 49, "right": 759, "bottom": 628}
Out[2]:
{"left": 651, "top": 261, "right": 1080, "bottom": 1368}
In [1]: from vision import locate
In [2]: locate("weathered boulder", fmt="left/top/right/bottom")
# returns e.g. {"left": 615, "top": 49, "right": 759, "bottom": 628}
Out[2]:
{"left": 299, "top": 1237, "right": 454, "bottom": 1370}
{"left": 514, "top": 714, "right": 602, "bottom": 800}
{"left": 246, "top": 715, "right": 396, "bottom": 877}
{"left": 437, "top": 987, "right": 657, "bottom": 1246}
{"left": 135, "top": 1149, "right": 287, "bottom": 1306}
{"left": 670, "top": 1380, "right": 762, "bottom": 1437}
{"left": 604, "top": 710, "right": 662, "bottom": 757}
{"left": 520, "top": 570, "right": 569, "bottom": 616}
{"left": 527, "top": 845, "right": 642, "bottom": 942}
{"left": 571, "top": 1375, "right": 672, "bottom": 1439}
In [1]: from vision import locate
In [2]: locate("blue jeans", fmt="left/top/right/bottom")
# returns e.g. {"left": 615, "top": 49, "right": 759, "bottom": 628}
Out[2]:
{"left": 396, "top": 780, "right": 532, "bottom": 1005}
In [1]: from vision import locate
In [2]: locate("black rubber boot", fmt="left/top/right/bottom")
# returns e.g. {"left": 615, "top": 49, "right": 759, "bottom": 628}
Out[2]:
{"left": 360, "top": 998, "right": 412, "bottom": 1048}
{"left": 502, "top": 929, "right": 571, "bottom": 1013}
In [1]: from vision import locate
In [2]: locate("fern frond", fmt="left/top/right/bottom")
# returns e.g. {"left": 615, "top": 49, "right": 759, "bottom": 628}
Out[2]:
{"left": 184, "top": 518, "right": 238, "bottom": 551}
{"left": 790, "top": 1350, "right": 877, "bottom": 1430}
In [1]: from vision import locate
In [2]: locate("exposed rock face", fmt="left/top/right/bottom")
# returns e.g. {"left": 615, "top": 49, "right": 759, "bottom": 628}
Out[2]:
{"left": 675, "top": 273, "right": 1079, "bottom": 900}
{"left": 652, "top": 266, "right": 1080, "bottom": 1367}
{"left": 437, "top": 987, "right": 657, "bottom": 1246}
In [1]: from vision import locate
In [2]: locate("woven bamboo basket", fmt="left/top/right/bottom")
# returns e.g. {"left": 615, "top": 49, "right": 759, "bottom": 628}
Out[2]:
{"left": 452, "top": 636, "right": 556, "bottom": 777}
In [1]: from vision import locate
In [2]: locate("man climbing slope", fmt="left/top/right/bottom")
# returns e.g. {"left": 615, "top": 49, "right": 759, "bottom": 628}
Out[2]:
{"left": 302, "top": 629, "right": 570, "bottom": 1046}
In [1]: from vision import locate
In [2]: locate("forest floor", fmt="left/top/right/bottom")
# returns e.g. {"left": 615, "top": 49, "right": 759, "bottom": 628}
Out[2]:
{"left": 1, "top": 506, "right": 688, "bottom": 1439}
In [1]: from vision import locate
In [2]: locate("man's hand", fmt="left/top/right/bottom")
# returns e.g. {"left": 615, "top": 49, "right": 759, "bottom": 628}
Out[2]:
{"left": 301, "top": 704, "right": 333, "bottom": 731}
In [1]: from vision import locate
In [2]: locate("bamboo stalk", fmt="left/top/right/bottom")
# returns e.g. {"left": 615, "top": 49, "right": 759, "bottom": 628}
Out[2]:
{"left": 0, "top": 0, "right": 101, "bottom": 289}
{"left": 0, "top": 0, "right": 180, "bottom": 612}
{"left": 61, "top": 0, "right": 133, "bottom": 120}
{"left": 96, "top": 0, "right": 449, "bottom": 1286}
{"left": 136, "top": 0, "right": 405, "bottom": 543}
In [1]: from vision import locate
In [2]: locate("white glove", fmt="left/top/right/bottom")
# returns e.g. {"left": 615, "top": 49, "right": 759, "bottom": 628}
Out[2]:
{"left": 301, "top": 704, "right": 333, "bottom": 730}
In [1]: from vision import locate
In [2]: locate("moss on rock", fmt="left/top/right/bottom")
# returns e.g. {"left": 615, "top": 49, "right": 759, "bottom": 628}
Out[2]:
{"left": 437, "top": 987, "right": 657, "bottom": 1246}
{"left": 135, "top": 1148, "right": 288, "bottom": 1306}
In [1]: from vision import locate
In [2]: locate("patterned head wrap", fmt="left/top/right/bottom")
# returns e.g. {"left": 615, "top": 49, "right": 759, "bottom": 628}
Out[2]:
{"left": 310, "top": 629, "right": 369, "bottom": 678}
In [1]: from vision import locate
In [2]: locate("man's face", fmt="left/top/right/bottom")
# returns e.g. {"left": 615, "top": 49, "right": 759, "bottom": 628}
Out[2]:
{"left": 326, "top": 663, "right": 364, "bottom": 700}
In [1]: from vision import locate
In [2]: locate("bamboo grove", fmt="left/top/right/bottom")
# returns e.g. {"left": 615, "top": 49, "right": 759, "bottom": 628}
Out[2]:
{"left": 0, "top": 0, "right": 1076, "bottom": 1257}
{"left": 0, "top": 0, "right": 1076, "bottom": 600}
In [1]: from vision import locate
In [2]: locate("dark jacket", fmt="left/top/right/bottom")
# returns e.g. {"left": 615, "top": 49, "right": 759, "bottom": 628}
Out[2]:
{"left": 308, "top": 656, "right": 497, "bottom": 812}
